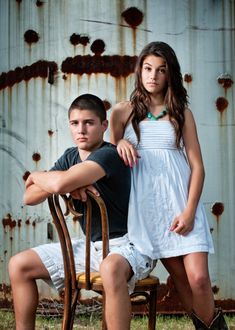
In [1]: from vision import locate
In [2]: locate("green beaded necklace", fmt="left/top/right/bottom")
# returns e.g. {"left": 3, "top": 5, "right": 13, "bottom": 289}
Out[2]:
{"left": 147, "top": 108, "right": 168, "bottom": 121}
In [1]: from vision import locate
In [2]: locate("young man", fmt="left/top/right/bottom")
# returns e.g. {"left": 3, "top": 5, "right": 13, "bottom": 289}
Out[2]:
{"left": 8, "top": 94, "right": 155, "bottom": 330}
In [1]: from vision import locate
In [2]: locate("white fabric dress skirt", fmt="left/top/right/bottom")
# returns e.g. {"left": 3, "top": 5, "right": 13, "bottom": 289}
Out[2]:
{"left": 124, "top": 120, "right": 214, "bottom": 260}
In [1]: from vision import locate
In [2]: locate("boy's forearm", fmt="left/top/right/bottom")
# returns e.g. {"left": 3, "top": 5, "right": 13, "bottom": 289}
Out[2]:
{"left": 29, "top": 171, "right": 65, "bottom": 194}
{"left": 23, "top": 184, "right": 51, "bottom": 205}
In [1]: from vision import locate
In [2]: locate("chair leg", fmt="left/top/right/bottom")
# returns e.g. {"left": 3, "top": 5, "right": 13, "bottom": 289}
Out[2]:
{"left": 148, "top": 290, "right": 157, "bottom": 330}
{"left": 102, "top": 292, "right": 107, "bottom": 330}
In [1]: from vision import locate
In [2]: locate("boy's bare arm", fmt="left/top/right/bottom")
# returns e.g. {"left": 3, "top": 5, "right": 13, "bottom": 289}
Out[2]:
{"left": 24, "top": 161, "right": 105, "bottom": 205}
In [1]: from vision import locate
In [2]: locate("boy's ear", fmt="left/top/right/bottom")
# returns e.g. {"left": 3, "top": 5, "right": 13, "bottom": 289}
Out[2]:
{"left": 102, "top": 119, "right": 108, "bottom": 132}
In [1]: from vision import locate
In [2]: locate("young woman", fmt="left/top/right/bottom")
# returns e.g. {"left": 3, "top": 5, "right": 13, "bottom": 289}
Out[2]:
{"left": 110, "top": 42, "right": 228, "bottom": 329}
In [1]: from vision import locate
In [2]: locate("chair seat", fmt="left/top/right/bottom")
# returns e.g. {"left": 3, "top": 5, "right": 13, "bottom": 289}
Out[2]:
{"left": 77, "top": 272, "right": 159, "bottom": 292}
{"left": 135, "top": 275, "right": 159, "bottom": 291}
{"left": 77, "top": 272, "right": 102, "bottom": 284}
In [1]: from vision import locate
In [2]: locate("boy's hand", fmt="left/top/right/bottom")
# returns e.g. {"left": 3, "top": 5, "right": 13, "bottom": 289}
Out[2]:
{"left": 70, "top": 185, "right": 100, "bottom": 202}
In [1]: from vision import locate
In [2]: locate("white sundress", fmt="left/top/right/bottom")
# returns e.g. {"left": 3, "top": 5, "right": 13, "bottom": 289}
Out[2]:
{"left": 124, "top": 120, "right": 214, "bottom": 259}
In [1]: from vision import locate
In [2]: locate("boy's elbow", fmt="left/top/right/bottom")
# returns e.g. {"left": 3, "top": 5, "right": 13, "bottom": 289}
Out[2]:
{"left": 23, "top": 194, "right": 37, "bottom": 206}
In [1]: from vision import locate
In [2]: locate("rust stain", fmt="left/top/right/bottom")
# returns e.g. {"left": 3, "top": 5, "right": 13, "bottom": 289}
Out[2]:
{"left": 17, "top": 219, "right": 22, "bottom": 227}
{"left": 121, "top": 7, "right": 143, "bottom": 28}
{"left": 211, "top": 202, "right": 224, "bottom": 221}
{"left": 103, "top": 99, "right": 111, "bottom": 111}
{"left": 0, "top": 61, "right": 58, "bottom": 90}
{"left": 61, "top": 55, "right": 137, "bottom": 77}
{"left": 212, "top": 285, "right": 220, "bottom": 294}
{"left": 32, "top": 220, "right": 36, "bottom": 227}
{"left": 184, "top": 73, "right": 193, "bottom": 83}
{"left": 24, "top": 29, "right": 40, "bottom": 44}
{"left": 90, "top": 39, "right": 105, "bottom": 56}
{"left": 48, "top": 129, "right": 54, "bottom": 136}
{"left": 32, "top": 152, "right": 41, "bottom": 162}
{"left": 217, "top": 73, "right": 233, "bottom": 92}
{"left": 70, "top": 33, "right": 90, "bottom": 46}
{"left": 2, "top": 214, "right": 16, "bottom": 229}
{"left": 36, "top": 0, "right": 44, "bottom": 6}
{"left": 215, "top": 97, "right": 228, "bottom": 112}
{"left": 25, "top": 219, "right": 30, "bottom": 225}
{"left": 22, "top": 171, "right": 31, "bottom": 181}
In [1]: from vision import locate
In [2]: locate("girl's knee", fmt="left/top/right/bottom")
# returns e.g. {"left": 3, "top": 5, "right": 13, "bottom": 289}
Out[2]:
{"left": 190, "top": 272, "right": 211, "bottom": 292}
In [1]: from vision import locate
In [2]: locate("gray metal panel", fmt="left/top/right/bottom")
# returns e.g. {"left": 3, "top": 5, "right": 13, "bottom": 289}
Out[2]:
{"left": 0, "top": 0, "right": 234, "bottom": 305}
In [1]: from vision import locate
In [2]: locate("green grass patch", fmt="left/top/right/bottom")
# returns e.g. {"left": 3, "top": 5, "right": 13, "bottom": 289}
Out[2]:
{"left": 0, "top": 310, "right": 235, "bottom": 329}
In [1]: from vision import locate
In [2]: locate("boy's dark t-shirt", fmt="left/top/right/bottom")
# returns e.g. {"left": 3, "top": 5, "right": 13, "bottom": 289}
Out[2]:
{"left": 50, "top": 142, "right": 130, "bottom": 241}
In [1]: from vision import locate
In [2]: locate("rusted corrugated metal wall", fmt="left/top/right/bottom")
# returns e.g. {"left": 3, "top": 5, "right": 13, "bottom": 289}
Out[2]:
{"left": 0, "top": 0, "right": 234, "bottom": 311}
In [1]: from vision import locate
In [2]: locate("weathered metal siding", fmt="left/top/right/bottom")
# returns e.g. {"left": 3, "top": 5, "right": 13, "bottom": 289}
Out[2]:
{"left": 0, "top": 0, "right": 234, "bottom": 309}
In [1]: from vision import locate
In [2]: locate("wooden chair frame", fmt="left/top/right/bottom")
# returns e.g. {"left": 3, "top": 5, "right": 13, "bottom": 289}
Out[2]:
{"left": 48, "top": 192, "right": 159, "bottom": 329}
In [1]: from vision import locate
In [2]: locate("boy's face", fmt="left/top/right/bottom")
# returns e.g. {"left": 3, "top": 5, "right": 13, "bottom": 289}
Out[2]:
{"left": 69, "top": 109, "right": 108, "bottom": 152}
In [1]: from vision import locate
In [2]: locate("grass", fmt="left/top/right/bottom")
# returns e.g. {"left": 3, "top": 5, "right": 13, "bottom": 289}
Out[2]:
{"left": 0, "top": 310, "right": 235, "bottom": 329}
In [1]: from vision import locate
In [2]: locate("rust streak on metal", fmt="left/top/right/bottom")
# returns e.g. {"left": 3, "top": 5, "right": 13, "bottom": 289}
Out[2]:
{"left": 36, "top": 0, "right": 44, "bottom": 7}
{"left": 211, "top": 202, "right": 224, "bottom": 223}
{"left": 48, "top": 129, "right": 54, "bottom": 136}
{"left": 24, "top": 30, "right": 40, "bottom": 44}
{"left": 61, "top": 55, "right": 137, "bottom": 77}
{"left": 0, "top": 61, "right": 58, "bottom": 90}
{"left": 215, "top": 97, "right": 228, "bottom": 113}
{"left": 22, "top": 171, "right": 31, "bottom": 181}
{"left": 32, "top": 152, "right": 41, "bottom": 162}
{"left": 121, "top": 7, "right": 143, "bottom": 28}
{"left": 2, "top": 214, "right": 16, "bottom": 229}
{"left": 212, "top": 285, "right": 220, "bottom": 294}
{"left": 70, "top": 33, "right": 90, "bottom": 46}
{"left": 90, "top": 39, "right": 105, "bottom": 56}
{"left": 184, "top": 73, "right": 193, "bottom": 83}
{"left": 25, "top": 219, "right": 30, "bottom": 225}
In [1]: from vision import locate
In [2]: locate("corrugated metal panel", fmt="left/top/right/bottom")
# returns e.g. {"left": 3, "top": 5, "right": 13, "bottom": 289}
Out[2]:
{"left": 0, "top": 0, "right": 234, "bottom": 309}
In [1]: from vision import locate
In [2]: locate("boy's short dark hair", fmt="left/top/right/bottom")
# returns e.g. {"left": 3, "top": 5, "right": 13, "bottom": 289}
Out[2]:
{"left": 68, "top": 94, "right": 106, "bottom": 122}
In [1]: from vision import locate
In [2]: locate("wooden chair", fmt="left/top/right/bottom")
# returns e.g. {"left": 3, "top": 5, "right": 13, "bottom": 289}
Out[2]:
{"left": 48, "top": 192, "right": 159, "bottom": 330}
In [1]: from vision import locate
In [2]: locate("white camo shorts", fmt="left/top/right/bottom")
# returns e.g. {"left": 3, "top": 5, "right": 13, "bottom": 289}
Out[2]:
{"left": 32, "top": 234, "right": 156, "bottom": 294}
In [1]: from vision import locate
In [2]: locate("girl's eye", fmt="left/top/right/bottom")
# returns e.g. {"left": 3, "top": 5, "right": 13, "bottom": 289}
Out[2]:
{"left": 158, "top": 68, "right": 166, "bottom": 74}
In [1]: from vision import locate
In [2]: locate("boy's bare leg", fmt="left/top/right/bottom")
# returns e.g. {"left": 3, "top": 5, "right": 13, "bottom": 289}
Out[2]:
{"left": 100, "top": 254, "right": 133, "bottom": 330}
{"left": 8, "top": 250, "right": 50, "bottom": 330}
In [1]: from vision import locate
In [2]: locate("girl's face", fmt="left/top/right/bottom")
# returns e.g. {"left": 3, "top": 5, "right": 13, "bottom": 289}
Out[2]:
{"left": 141, "top": 55, "right": 168, "bottom": 96}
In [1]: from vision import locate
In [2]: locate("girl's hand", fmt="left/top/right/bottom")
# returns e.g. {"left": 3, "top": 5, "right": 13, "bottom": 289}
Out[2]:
{"left": 70, "top": 185, "right": 100, "bottom": 202}
{"left": 117, "top": 139, "right": 140, "bottom": 167}
{"left": 170, "top": 211, "right": 195, "bottom": 236}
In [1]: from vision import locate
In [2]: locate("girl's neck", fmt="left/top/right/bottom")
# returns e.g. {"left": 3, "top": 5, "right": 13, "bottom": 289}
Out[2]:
{"left": 149, "top": 94, "right": 165, "bottom": 107}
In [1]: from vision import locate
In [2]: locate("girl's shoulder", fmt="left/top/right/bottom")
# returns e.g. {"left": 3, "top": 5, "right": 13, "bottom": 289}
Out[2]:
{"left": 111, "top": 101, "right": 133, "bottom": 123}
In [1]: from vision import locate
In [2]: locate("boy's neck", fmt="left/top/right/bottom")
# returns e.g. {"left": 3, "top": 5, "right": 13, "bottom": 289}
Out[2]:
{"left": 78, "top": 141, "right": 104, "bottom": 161}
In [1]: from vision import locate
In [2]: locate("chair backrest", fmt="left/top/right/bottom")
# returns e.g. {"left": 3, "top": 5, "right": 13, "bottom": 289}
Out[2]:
{"left": 48, "top": 191, "right": 109, "bottom": 290}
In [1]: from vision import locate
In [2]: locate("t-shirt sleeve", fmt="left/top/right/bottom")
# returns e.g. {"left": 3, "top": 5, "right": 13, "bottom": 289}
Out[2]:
{"left": 49, "top": 148, "right": 73, "bottom": 171}
{"left": 86, "top": 145, "right": 121, "bottom": 179}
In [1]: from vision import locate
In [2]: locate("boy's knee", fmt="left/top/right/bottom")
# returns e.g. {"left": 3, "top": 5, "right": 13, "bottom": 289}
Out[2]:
{"left": 8, "top": 251, "right": 32, "bottom": 280}
{"left": 8, "top": 254, "right": 23, "bottom": 279}
{"left": 100, "top": 254, "right": 131, "bottom": 288}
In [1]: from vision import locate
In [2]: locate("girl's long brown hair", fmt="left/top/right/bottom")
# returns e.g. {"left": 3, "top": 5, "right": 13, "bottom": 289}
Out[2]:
{"left": 129, "top": 41, "right": 188, "bottom": 148}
